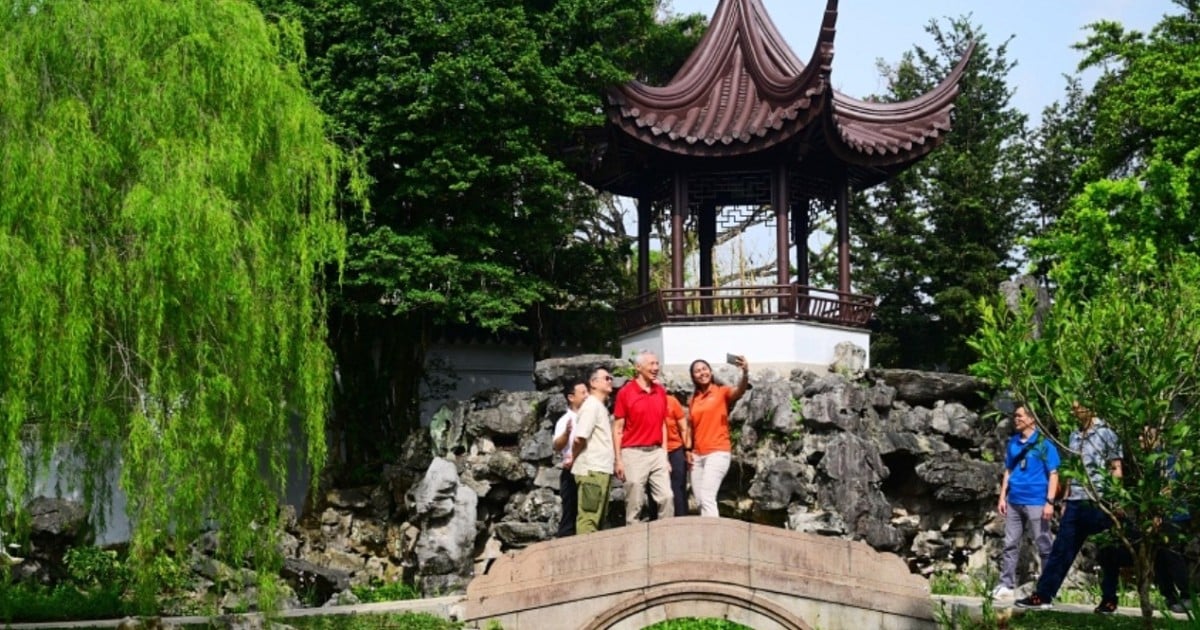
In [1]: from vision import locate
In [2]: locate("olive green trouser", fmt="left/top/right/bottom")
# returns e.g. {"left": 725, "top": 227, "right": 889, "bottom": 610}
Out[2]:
{"left": 574, "top": 470, "right": 612, "bottom": 534}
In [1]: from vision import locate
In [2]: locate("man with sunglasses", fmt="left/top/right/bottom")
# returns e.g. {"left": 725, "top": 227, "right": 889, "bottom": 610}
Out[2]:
{"left": 571, "top": 367, "right": 616, "bottom": 534}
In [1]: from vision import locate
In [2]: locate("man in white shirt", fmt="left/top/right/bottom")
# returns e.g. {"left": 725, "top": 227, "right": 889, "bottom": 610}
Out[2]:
{"left": 572, "top": 367, "right": 615, "bottom": 534}
{"left": 553, "top": 379, "right": 587, "bottom": 537}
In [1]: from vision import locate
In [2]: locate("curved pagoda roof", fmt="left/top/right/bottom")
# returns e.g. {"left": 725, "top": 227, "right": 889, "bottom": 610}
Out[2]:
{"left": 601, "top": 0, "right": 974, "bottom": 192}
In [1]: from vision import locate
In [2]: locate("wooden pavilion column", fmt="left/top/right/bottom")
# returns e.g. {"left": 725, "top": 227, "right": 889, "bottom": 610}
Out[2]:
{"left": 792, "top": 196, "right": 810, "bottom": 287}
{"left": 772, "top": 163, "right": 791, "bottom": 314}
{"left": 698, "top": 202, "right": 716, "bottom": 315}
{"left": 637, "top": 196, "right": 651, "bottom": 296}
{"left": 671, "top": 170, "right": 687, "bottom": 312}
{"left": 836, "top": 174, "right": 851, "bottom": 294}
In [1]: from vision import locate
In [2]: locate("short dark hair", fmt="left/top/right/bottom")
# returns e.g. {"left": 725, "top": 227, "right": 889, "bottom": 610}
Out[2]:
{"left": 1012, "top": 399, "right": 1030, "bottom": 415}
{"left": 562, "top": 379, "right": 585, "bottom": 399}
{"left": 587, "top": 366, "right": 610, "bottom": 390}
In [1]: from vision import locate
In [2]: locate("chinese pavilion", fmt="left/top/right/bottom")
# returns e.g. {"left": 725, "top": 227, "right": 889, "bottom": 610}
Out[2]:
{"left": 577, "top": 0, "right": 973, "bottom": 369}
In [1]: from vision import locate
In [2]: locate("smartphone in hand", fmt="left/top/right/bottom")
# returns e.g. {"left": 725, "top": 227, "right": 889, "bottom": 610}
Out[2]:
{"left": 726, "top": 353, "right": 741, "bottom": 365}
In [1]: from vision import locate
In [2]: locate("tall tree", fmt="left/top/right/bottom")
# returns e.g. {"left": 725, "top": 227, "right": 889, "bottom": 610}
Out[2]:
{"left": 850, "top": 17, "right": 1030, "bottom": 370}
{"left": 0, "top": 0, "right": 353, "bottom": 605}
{"left": 1026, "top": 77, "right": 1093, "bottom": 231}
{"left": 257, "top": 0, "right": 700, "bottom": 465}
{"left": 1032, "top": 1, "right": 1200, "bottom": 299}
{"left": 975, "top": 3, "right": 1200, "bottom": 623}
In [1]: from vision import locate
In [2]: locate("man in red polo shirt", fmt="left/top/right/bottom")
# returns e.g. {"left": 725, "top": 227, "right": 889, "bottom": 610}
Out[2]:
{"left": 613, "top": 351, "right": 674, "bottom": 523}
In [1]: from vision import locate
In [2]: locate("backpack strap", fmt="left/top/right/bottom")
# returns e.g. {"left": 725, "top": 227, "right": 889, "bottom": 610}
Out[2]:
{"left": 1009, "top": 434, "right": 1042, "bottom": 471}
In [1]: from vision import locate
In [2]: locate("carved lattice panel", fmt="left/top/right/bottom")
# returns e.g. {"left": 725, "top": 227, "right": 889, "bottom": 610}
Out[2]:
{"left": 687, "top": 171, "right": 771, "bottom": 208}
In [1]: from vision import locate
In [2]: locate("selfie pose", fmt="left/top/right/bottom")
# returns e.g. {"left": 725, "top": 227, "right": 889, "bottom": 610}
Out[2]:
{"left": 687, "top": 355, "right": 750, "bottom": 517}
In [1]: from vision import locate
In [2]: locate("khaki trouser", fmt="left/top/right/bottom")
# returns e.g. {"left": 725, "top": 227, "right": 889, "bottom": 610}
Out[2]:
{"left": 621, "top": 446, "right": 674, "bottom": 524}
{"left": 575, "top": 470, "right": 612, "bottom": 534}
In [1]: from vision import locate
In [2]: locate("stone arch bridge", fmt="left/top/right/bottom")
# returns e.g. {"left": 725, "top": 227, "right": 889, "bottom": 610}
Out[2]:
{"left": 463, "top": 517, "right": 934, "bottom": 630}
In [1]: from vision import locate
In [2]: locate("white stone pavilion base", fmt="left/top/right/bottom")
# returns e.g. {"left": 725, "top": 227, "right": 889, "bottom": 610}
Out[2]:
{"left": 620, "top": 320, "right": 870, "bottom": 375}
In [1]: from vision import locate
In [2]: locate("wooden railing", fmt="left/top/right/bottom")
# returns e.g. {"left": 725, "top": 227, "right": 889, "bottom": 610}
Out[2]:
{"left": 617, "top": 284, "right": 875, "bottom": 333}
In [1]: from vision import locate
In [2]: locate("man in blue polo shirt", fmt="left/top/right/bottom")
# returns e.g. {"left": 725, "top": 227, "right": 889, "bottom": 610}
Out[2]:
{"left": 994, "top": 401, "right": 1059, "bottom": 599}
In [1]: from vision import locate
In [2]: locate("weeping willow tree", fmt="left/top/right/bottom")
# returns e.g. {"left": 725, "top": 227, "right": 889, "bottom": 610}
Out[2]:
{"left": 0, "top": 0, "right": 354, "bottom": 603}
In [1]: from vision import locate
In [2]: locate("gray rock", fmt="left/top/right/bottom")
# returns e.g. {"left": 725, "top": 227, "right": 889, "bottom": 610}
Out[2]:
{"left": 406, "top": 457, "right": 461, "bottom": 521}
{"left": 888, "top": 402, "right": 932, "bottom": 433}
{"left": 484, "top": 450, "right": 527, "bottom": 482}
{"left": 519, "top": 427, "right": 554, "bottom": 462}
{"left": 873, "top": 369, "right": 988, "bottom": 405}
{"left": 281, "top": 557, "right": 349, "bottom": 606}
{"left": 1000, "top": 275, "right": 1050, "bottom": 338}
{"left": 326, "top": 487, "right": 371, "bottom": 511}
{"left": 800, "top": 383, "right": 867, "bottom": 432}
{"left": 27, "top": 497, "right": 88, "bottom": 538}
{"left": 820, "top": 433, "right": 887, "bottom": 484}
{"left": 734, "top": 381, "right": 798, "bottom": 434}
{"left": 872, "top": 430, "right": 952, "bottom": 457}
{"left": 819, "top": 479, "right": 901, "bottom": 551}
{"left": 868, "top": 381, "right": 897, "bottom": 410}
{"left": 533, "top": 355, "right": 623, "bottom": 391}
{"left": 748, "top": 458, "right": 811, "bottom": 511}
{"left": 915, "top": 456, "right": 1000, "bottom": 503}
{"left": 466, "top": 391, "right": 547, "bottom": 437}
{"left": 532, "top": 466, "right": 561, "bottom": 490}
{"left": 787, "top": 506, "right": 847, "bottom": 536}
{"left": 413, "top": 483, "right": 478, "bottom": 593}
{"left": 830, "top": 341, "right": 866, "bottom": 378}
{"left": 318, "top": 547, "right": 366, "bottom": 574}
{"left": 25, "top": 496, "right": 89, "bottom": 580}
{"left": 514, "top": 487, "right": 560, "bottom": 524}
{"left": 928, "top": 401, "right": 980, "bottom": 442}
{"left": 800, "top": 372, "right": 851, "bottom": 397}
{"left": 493, "top": 521, "right": 550, "bottom": 548}
{"left": 349, "top": 519, "right": 388, "bottom": 555}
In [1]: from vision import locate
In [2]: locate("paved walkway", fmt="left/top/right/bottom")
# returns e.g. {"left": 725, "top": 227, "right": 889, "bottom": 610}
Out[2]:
{"left": 935, "top": 594, "right": 1193, "bottom": 622}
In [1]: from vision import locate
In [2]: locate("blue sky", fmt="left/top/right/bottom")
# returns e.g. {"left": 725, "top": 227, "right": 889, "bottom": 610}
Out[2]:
{"left": 666, "top": 0, "right": 1179, "bottom": 122}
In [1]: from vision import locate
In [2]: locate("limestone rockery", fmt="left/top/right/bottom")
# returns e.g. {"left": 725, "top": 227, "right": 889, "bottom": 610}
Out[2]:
{"left": 282, "top": 354, "right": 1039, "bottom": 605}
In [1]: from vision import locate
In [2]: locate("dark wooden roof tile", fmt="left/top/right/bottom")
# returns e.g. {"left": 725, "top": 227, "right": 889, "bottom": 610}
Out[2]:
{"left": 607, "top": 0, "right": 973, "bottom": 168}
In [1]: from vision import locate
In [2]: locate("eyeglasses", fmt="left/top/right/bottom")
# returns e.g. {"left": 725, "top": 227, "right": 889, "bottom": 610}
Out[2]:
{"left": 592, "top": 374, "right": 613, "bottom": 382}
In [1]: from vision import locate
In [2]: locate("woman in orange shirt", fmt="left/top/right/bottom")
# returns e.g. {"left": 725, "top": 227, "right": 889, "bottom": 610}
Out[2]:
{"left": 687, "top": 356, "right": 749, "bottom": 517}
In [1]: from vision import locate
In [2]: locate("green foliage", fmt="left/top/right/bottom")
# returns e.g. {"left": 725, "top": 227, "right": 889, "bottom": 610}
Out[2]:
{"left": 6, "top": 544, "right": 198, "bottom": 619}
{"left": 255, "top": 0, "right": 696, "bottom": 459}
{"left": 973, "top": 230, "right": 1200, "bottom": 627}
{"left": 1031, "top": 5, "right": 1200, "bottom": 300}
{"left": 64, "top": 547, "right": 128, "bottom": 588}
{"left": 350, "top": 578, "right": 421, "bottom": 603}
{"left": 929, "top": 571, "right": 975, "bottom": 596}
{"left": 0, "top": 0, "right": 355, "bottom": 608}
{"left": 0, "top": 580, "right": 129, "bottom": 623}
{"left": 643, "top": 619, "right": 752, "bottom": 630}
{"left": 850, "top": 17, "right": 1029, "bottom": 370}
{"left": 968, "top": 11, "right": 1200, "bottom": 621}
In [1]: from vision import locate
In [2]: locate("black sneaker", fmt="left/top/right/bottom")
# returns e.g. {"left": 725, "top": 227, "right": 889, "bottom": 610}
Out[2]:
{"left": 1094, "top": 600, "right": 1118, "bottom": 615}
{"left": 1015, "top": 593, "right": 1052, "bottom": 609}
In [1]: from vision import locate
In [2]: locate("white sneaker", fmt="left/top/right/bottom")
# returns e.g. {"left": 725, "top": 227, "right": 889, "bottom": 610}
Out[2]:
{"left": 991, "top": 585, "right": 1015, "bottom": 600}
